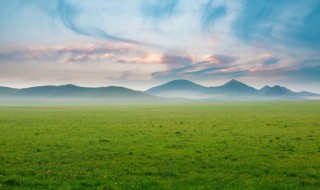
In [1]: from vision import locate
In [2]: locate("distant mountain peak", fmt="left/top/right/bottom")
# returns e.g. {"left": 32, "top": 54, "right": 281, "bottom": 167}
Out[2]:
{"left": 60, "top": 84, "right": 80, "bottom": 88}
{"left": 223, "top": 79, "right": 249, "bottom": 88}
{"left": 271, "top": 85, "right": 291, "bottom": 91}
{"left": 145, "top": 79, "right": 208, "bottom": 98}
{"left": 213, "top": 79, "right": 258, "bottom": 94}
{"left": 61, "top": 84, "right": 77, "bottom": 87}
{"left": 265, "top": 85, "right": 295, "bottom": 96}
{"left": 166, "top": 79, "right": 197, "bottom": 85}
{"left": 261, "top": 85, "right": 271, "bottom": 89}
{"left": 227, "top": 79, "right": 240, "bottom": 83}
{"left": 148, "top": 79, "right": 204, "bottom": 89}
{"left": 259, "top": 85, "right": 271, "bottom": 91}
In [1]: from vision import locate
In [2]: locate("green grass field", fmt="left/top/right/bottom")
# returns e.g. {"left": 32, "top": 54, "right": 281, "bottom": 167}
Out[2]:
{"left": 0, "top": 102, "right": 320, "bottom": 189}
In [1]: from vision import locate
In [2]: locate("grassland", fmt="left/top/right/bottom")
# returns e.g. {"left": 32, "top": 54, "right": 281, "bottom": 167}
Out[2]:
{"left": 0, "top": 101, "right": 320, "bottom": 189}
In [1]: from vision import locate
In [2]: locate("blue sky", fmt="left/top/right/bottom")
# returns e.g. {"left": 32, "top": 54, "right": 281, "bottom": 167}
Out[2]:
{"left": 0, "top": 0, "right": 319, "bottom": 92}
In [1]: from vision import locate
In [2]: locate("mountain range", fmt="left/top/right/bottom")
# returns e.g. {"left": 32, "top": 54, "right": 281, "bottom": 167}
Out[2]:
{"left": 146, "top": 79, "right": 319, "bottom": 100}
{"left": 0, "top": 84, "right": 155, "bottom": 103}
{"left": 0, "top": 79, "right": 319, "bottom": 102}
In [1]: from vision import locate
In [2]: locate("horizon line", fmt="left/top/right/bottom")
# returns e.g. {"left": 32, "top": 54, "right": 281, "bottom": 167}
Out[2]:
{"left": 0, "top": 79, "right": 316, "bottom": 94}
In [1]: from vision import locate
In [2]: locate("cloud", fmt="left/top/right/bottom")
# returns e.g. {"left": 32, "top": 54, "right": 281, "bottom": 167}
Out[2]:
{"left": 0, "top": 43, "right": 169, "bottom": 87}
{"left": 116, "top": 53, "right": 163, "bottom": 65}
{"left": 0, "top": 48, "right": 26, "bottom": 62}
{"left": 0, "top": 42, "right": 140, "bottom": 63}
{"left": 8, "top": 0, "right": 150, "bottom": 46}
{"left": 285, "top": 59, "right": 320, "bottom": 82}
{"left": 202, "top": 0, "right": 227, "bottom": 30}
{"left": 161, "top": 54, "right": 193, "bottom": 68}
{"left": 152, "top": 53, "right": 240, "bottom": 81}
{"left": 178, "top": 54, "right": 238, "bottom": 74}
{"left": 56, "top": 0, "right": 145, "bottom": 45}
{"left": 142, "top": 0, "right": 179, "bottom": 20}
{"left": 233, "top": 0, "right": 320, "bottom": 49}
{"left": 263, "top": 57, "right": 280, "bottom": 65}
{"left": 289, "top": 4, "right": 320, "bottom": 48}
{"left": 17, "top": 0, "right": 59, "bottom": 18}
{"left": 202, "top": 54, "right": 238, "bottom": 65}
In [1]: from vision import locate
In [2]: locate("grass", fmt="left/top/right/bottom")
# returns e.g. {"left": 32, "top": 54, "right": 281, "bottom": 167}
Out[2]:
{"left": 0, "top": 101, "right": 320, "bottom": 189}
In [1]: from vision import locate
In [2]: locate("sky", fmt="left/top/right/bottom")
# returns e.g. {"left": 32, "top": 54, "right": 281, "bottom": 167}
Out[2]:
{"left": 0, "top": 0, "right": 319, "bottom": 92}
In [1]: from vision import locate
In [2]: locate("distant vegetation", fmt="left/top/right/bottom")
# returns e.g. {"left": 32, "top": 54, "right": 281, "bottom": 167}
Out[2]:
{"left": 1, "top": 102, "right": 319, "bottom": 189}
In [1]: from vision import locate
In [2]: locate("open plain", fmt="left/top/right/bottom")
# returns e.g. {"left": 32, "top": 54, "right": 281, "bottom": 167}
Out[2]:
{"left": 0, "top": 101, "right": 320, "bottom": 189}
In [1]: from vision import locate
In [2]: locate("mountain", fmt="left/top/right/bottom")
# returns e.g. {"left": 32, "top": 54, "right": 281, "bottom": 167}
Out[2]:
{"left": 258, "top": 85, "right": 319, "bottom": 97}
{"left": 0, "top": 87, "right": 18, "bottom": 95}
{"left": 145, "top": 80, "right": 210, "bottom": 99}
{"left": 145, "top": 79, "right": 260, "bottom": 98}
{"left": 210, "top": 79, "right": 258, "bottom": 95}
{"left": 146, "top": 80, "right": 207, "bottom": 93}
{"left": 298, "top": 91, "right": 320, "bottom": 97}
{"left": 1, "top": 80, "right": 319, "bottom": 102}
{"left": 259, "top": 86, "right": 272, "bottom": 94}
{"left": 0, "top": 84, "right": 156, "bottom": 102}
{"left": 145, "top": 79, "right": 319, "bottom": 100}
{"left": 264, "top": 85, "right": 296, "bottom": 96}
{"left": 16, "top": 84, "right": 86, "bottom": 97}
